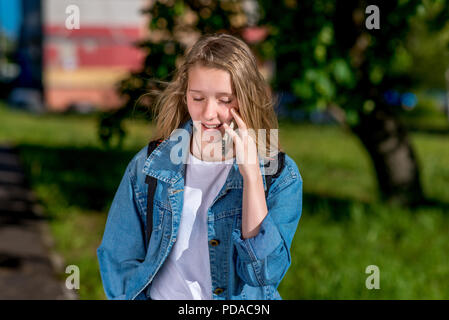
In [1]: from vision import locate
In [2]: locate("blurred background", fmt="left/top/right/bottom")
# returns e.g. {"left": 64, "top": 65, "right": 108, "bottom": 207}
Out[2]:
{"left": 0, "top": 0, "right": 449, "bottom": 299}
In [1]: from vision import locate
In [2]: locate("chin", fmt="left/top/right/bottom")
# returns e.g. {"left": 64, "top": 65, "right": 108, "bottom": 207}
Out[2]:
{"left": 201, "top": 133, "right": 223, "bottom": 144}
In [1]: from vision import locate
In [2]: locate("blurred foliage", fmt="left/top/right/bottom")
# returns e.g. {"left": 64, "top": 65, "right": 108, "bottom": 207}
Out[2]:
{"left": 407, "top": 2, "right": 449, "bottom": 90}
{"left": 252, "top": 0, "right": 449, "bottom": 205}
{"left": 256, "top": 0, "right": 449, "bottom": 125}
{"left": 399, "top": 91, "right": 449, "bottom": 133}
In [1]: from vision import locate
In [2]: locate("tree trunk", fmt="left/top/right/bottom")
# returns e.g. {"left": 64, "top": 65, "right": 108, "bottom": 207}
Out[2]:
{"left": 351, "top": 104, "right": 425, "bottom": 206}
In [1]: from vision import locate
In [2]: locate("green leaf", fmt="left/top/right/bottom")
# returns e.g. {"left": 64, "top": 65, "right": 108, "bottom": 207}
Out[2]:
{"left": 332, "top": 59, "right": 355, "bottom": 87}
{"left": 292, "top": 79, "right": 314, "bottom": 99}
{"left": 305, "top": 69, "right": 318, "bottom": 82}
{"left": 363, "top": 100, "right": 376, "bottom": 113}
{"left": 174, "top": 1, "right": 184, "bottom": 16}
{"left": 315, "top": 71, "right": 335, "bottom": 99}
{"left": 314, "top": 45, "right": 327, "bottom": 62}
{"left": 261, "top": 40, "right": 275, "bottom": 59}
{"left": 391, "top": 46, "right": 413, "bottom": 74}
{"left": 316, "top": 98, "right": 327, "bottom": 110}
{"left": 345, "top": 109, "right": 360, "bottom": 126}
{"left": 156, "top": 65, "right": 168, "bottom": 78}
{"left": 369, "top": 65, "right": 384, "bottom": 85}
{"left": 318, "top": 25, "right": 334, "bottom": 45}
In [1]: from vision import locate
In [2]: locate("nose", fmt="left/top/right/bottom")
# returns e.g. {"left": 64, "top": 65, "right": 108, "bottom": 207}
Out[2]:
{"left": 202, "top": 99, "right": 219, "bottom": 120}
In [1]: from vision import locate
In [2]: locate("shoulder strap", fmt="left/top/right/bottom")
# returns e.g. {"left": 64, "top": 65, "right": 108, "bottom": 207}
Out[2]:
{"left": 264, "top": 151, "right": 285, "bottom": 198}
{"left": 145, "top": 139, "right": 163, "bottom": 250}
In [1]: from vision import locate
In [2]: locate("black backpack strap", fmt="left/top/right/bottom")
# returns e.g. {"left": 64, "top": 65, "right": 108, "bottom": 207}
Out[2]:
{"left": 145, "top": 139, "right": 162, "bottom": 250}
{"left": 264, "top": 151, "right": 285, "bottom": 198}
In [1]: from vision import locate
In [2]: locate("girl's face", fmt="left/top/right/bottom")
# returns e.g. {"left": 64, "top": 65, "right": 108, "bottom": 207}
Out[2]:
{"left": 186, "top": 64, "right": 238, "bottom": 156}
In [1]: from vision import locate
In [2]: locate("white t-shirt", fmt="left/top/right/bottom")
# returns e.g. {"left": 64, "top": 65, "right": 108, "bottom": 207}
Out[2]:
{"left": 149, "top": 152, "right": 233, "bottom": 300}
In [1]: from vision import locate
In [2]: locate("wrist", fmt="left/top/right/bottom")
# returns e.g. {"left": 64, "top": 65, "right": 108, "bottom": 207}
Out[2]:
{"left": 242, "top": 168, "right": 262, "bottom": 184}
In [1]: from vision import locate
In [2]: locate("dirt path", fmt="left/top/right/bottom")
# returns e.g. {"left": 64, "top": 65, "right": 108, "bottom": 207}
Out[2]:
{"left": 0, "top": 143, "right": 77, "bottom": 299}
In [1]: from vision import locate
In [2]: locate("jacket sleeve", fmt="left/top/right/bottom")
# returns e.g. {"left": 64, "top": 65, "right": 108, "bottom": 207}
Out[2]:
{"left": 232, "top": 157, "right": 303, "bottom": 287}
{"left": 96, "top": 160, "right": 148, "bottom": 300}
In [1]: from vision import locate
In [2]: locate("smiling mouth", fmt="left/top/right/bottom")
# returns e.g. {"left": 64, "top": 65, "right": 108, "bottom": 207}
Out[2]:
{"left": 202, "top": 123, "right": 223, "bottom": 130}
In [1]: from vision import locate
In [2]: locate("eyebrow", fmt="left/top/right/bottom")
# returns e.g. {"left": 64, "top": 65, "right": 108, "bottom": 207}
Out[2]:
{"left": 189, "top": 90, "right": 233, "bottom": 96}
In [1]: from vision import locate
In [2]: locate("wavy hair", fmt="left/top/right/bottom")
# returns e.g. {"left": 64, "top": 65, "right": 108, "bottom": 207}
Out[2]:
{"left": 149, "top": 33, "right": 281, "bottom": 157}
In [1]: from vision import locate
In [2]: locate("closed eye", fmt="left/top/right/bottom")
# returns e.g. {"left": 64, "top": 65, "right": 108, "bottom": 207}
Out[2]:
{"left": 193, "top": 98, "right": 232, "bottom": 104}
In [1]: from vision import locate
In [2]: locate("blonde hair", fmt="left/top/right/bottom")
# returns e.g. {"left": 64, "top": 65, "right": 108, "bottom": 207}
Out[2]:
{"left": 149, "top": 33, "right": 281, "bottom": 157}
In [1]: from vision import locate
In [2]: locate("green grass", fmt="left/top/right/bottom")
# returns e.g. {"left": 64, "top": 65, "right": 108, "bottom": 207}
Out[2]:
{"left": 0, "top": 104, "right": 152, "bottom": 300}
{"left": 1, "top": 102, "right": 449, "bottom": 299}
{"left": 399, "top": 92, "right": 449, "bottom": 133}
{"left": 279, "top": 122, "right": 379, "bottom": 202}
{"left": 279, "top": 202, "right": 449, "bottom": 299}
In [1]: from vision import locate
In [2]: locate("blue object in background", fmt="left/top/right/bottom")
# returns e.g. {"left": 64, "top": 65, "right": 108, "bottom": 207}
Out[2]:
{"left": 383, "top": 90, "right": 418, "bottom": 109}
{"left": 0, "top": 0, "right": 22, "bottom": 39}
{"left": 384, "top": 90, "right": 401, "bottom": 106}
{"left": 401, "top": 92, "right": 418, "bottom": 109}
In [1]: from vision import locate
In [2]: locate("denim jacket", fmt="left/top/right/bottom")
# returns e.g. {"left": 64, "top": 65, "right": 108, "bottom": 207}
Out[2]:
{"left": 97, "top": 118, "right": 303, "bottom": 300}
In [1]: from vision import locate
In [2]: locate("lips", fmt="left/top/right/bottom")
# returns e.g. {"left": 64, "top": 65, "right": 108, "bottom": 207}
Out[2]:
{"left": 202, "top": 123, "right": 223, "bottom": 130}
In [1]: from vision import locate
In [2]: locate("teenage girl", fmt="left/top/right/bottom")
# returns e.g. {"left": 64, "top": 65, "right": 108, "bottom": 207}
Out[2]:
{"left": 97, "top": 33, "right": 303, "bottom": 300}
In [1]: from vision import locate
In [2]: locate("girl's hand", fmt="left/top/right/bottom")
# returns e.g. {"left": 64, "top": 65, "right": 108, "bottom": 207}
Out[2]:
{"left": 223, "top": 108, "right": 261, "bottom": 181}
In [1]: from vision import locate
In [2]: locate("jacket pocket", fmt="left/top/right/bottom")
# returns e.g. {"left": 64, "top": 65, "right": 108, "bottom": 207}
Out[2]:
{"left": 152, "top": 199, "right": 170, "bottom": 231}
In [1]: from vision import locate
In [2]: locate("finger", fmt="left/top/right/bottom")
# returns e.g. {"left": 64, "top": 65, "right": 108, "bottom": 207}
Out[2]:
{"left": 230, "top": 109, "right": 249, "bottom": 142}
{"left": 223, "top": 122, "right": 241, "bottom": 144}
{"left": 230, "top": 108, "right": 247, "bottom": 130}
{"left": 247, "top": 136, "right": 259, "bottom": 165}
{"left": 223, "top": 122, "right": 244, "bottom": 160}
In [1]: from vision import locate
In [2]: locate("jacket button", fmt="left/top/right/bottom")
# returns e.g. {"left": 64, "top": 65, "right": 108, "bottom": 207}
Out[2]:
{"left": 209, "top": 239, "right": 220, "bottom": 246}
{"left": 213, "top": 287, "right": 224, "bottom": 295}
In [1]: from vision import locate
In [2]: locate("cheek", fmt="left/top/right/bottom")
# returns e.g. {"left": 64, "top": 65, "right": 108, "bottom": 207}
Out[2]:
{"left": 186, "top": 101, "right": 201, "bottom": 120}
{"left": 224, "top": 102, "right": 238, "bottom": 120}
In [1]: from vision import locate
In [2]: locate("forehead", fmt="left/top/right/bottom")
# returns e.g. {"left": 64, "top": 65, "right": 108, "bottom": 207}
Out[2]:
{"left": 187, "top": 64, "right": 233, "bottom": 95}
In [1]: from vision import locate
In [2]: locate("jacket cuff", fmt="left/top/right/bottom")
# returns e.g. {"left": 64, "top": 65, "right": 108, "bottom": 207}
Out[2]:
{"left": 232, "top": 213, "right": 283, "bottom": 263}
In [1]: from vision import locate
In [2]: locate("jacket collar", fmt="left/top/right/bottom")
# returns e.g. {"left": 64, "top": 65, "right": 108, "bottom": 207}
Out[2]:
{"left": 142, "top": 118, "right": 269, "bottom": 190}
